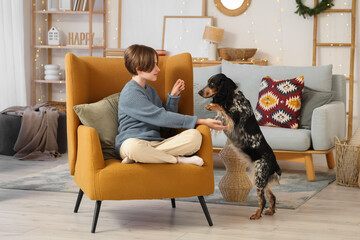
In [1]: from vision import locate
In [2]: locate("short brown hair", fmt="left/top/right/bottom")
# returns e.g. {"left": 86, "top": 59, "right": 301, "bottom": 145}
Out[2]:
{"left": 124, "top": 44, "right": 159, "bottom": 76}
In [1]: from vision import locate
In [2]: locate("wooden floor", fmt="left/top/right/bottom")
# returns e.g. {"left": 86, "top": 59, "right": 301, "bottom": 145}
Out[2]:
{"left": 0, "top": 153, "right": 360, "bottom": 239}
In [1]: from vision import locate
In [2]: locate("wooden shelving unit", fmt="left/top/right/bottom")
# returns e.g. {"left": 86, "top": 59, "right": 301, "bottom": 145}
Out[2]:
{"left": 32, "top": 0, "right": 106, "bottom": 105}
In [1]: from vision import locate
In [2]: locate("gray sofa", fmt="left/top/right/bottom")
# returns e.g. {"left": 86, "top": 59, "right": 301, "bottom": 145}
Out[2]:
{"left": 193, "top": 60, "right": 346, "bottom": 181}
{"left": 0, "top": 112, "right": 67, "bottom": 156}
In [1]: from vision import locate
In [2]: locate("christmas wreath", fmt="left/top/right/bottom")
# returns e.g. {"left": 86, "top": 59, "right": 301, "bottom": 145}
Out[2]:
{"left": 295, "top": 0, "right": 334, "bottom": 18}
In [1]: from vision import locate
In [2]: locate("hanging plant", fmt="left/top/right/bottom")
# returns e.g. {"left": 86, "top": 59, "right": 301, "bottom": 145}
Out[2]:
{"left": 295, "top": 0, "right": 334, "bottom": 18}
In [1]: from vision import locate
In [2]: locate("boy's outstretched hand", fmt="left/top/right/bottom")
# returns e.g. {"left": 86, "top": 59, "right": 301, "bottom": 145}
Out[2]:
{"left": 170, "top": 79, "right": 185, "bottom": 97}
{"left": 197, "top": 119, "right": 228, "bottom": 131}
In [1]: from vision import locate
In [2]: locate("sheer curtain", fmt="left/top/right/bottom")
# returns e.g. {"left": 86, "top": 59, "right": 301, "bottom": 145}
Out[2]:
{"left": 0, "top": 0, "right": 27, "bottom": 111}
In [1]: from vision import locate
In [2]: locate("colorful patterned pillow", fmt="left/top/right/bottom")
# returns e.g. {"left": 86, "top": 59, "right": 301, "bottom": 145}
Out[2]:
{"left": 254, "top": 76, "right": 304, "bottom": 129}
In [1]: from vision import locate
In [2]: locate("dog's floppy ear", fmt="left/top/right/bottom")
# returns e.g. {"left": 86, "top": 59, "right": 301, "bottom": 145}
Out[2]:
{"left": 217, "top": 75, "right": 237, "bottom": 109}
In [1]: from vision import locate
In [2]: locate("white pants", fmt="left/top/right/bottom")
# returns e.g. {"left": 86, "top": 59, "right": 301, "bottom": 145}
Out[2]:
{"left": 119, "top": 129, "right": 202, "bottom": 163}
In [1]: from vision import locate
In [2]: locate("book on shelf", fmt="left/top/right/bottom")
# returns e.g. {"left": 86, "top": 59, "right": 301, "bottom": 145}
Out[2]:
{"left": 75, "top": 0, "right": 90, "bottom": 11}
{"left": 59, "top": 0, "right": 72, "bottom": 10}
{"left": 76, "top": 0, "right": 82, "bottom": 11}
{"left": 83, "top": 0, "right": 89, "bottom": 11}
{"left": 73, "top": 0, "right": 93, "bottom": 11}
{"left": 72, "top": 0, "right": 78, "bottom": 11}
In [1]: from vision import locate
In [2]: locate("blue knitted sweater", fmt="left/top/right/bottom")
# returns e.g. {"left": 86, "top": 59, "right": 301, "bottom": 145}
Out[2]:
{"left": 115, "top": 79, "right": 197, "bottom": 155}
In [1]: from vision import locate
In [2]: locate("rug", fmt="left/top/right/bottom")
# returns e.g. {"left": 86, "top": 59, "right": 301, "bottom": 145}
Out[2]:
{"left": 180, "top": 169, "right": 335, "bottom": 209}
{"left": 0, "top": 163, "right": 335, "bottom": 209}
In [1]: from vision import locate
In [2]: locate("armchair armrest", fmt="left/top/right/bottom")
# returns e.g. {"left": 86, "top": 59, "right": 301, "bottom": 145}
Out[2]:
{"left": 74, "top": 125, "right": 106, "bottom": 200}
{"left": 76, "top": 125, "right": 105, "bottom": 172}
{"left": 311, "top": 101, "right": 346, "bottom": 150}
{"left": 195, "top": 124, "right": 213, "bottom": 169}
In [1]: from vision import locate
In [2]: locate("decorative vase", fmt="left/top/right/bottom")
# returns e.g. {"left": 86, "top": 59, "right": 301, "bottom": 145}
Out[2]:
{"left": 218, "top": 141, "right": 253, "bottom": 202}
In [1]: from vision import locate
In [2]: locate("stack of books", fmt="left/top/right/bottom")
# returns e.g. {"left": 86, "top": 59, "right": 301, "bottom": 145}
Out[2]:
{"left": 72, "top": 0, "right": 90, "bottom": 11}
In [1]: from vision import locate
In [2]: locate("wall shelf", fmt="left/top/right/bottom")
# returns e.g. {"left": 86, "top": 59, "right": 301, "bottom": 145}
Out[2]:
{"left": 192, "top": 59, "right": 268, "bottom": 67}
{"left": 34, "top": 45, "right": 105, "bottom": 49}
{"left": 34, "top": 10, "right": 105, "bottom": 14}
{"left": 35, "top": 80, "right": 66, "bottom": 84}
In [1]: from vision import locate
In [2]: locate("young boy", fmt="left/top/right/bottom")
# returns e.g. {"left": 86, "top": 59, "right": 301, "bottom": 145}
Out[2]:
{"left": 115, "top": 44, "right": 227, "bottom": 166}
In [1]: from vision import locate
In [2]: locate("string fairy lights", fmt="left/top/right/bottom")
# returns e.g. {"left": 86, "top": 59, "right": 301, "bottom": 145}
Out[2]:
{"left": 33, "top": 0, "right": 353, "bottom": 101}
{"left": 274, "top": 0, "right": 284, "bottom": 64}
{"left": 34, "top": 0, "right": 115, "bottom": 102}
{"left": 242, "top": 0, "right": 352, "bottom": 66}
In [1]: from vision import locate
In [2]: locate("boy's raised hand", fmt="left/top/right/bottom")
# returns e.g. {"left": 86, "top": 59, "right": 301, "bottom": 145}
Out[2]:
{"left": 170, "top": 79, "right": 185, "bottom": 97}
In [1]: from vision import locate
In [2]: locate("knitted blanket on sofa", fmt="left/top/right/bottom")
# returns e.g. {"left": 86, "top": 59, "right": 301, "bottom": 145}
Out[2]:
{"left": 1, "top": 103, "right": 60, "bottom": 160}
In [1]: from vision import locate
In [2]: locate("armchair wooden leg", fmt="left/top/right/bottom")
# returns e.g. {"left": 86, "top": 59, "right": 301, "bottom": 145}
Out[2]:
{"left": 326, "top": 150, "right": 335, "bottom": 169}
{"left": 304, "top": 154, "right": 315, "bottom": 181}
{"left": 74, "top": 189, "right": 84, "bottom": 213}
{"left": 171, "top": 198, "right": 176, "bottom": 208}
{"left": 198, "top": 196, "right": 213, "bottom": 226}
{"left": 91, "top": 201, "right": 102, "bottom": 233}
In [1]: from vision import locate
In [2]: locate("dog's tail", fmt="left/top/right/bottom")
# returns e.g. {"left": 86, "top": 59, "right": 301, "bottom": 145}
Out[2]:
{"left": 269, "top": 170, "right": 281, "bottom": 185}
{"left": 273, "top": 161, "right": 282, "bottom": 184}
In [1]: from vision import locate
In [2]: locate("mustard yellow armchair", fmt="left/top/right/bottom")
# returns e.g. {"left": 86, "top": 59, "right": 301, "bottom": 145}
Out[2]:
{"left": 65, "top": 52, "right": 214, "bottom": 233}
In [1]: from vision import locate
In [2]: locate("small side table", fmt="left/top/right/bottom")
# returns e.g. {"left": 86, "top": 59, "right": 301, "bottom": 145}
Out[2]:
{"left": 218, "top": 140, "right": 253, "bottom": 202}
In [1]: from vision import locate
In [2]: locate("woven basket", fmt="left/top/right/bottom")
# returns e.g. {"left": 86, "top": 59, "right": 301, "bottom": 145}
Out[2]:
{"left": 218, "top": 141, "right": 252, "bottom": 202}
{"left": 217, "top": 48, "right": 231, "bottom": 60}
{"left": 217, "top": 48, "right": 257, "bottom": 61}
{"left": 334, "top": 136, "right": 360, "bottom": 187}
{"left": 349, "top": 128, "right": 360, "bottom": 187}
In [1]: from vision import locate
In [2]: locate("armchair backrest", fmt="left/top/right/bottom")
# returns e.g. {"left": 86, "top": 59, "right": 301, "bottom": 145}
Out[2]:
{"left": 331, "top": 74, "right": 346, "bottom": 107}
{"left": 65, "top": 52, "right": 193, "bottom": 175}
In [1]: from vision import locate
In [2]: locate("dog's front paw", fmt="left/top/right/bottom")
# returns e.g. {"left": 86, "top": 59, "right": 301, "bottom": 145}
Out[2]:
{"left": 205, "top": 103, "right": 222, "bottom": 111}
{"left": 205, "top": 104, "right": 213, "bottom": 111}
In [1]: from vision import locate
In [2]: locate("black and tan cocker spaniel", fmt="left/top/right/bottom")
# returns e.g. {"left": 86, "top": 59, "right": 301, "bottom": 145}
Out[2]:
{"left": 199, "top": 73, "right": 282, "bottom": 220}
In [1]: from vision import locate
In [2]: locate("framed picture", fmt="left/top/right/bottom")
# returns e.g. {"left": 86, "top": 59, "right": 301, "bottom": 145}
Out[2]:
{"left": 120, "top": 0, "right": 205, "bottom": 49}
{"left": 162, "top": 16, "right": 213, "bottom": 58}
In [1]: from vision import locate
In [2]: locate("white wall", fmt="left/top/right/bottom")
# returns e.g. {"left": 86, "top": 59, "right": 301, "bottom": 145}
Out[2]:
{"left": 209, "top": 0, "right": 313, "bottom": 66}
{"left": 121, "top": 0, "right": 204, "bottom": 49}
{"left": 206, "top": 0, "right": 359, "bottom": 134}
{"left": 26, "top": 0, "right": 359, "bottom": 134}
